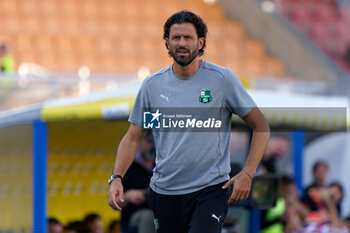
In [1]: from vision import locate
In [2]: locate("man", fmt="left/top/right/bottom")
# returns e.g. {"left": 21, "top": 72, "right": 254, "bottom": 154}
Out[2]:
{"left": 302, "top": 161, "right": 329, "bottom": 212}
{"left": 0, "top": 43, "right": 15, "bottom": 87}
{"left": 48, "top": 218, "right": 63, "bottom": 233}
{"left": 0, "top": 43, "right": 15, "bottom": 73}
{"left": 301, "top": 183, "right": 347, "bottom": 232}
{"left": 107, "top": 220, "right": 122, "bottom": 233}
{"left": 84, "top": 213, "right": 104, "bottom": 233}
{"left": 108, "top": 11, "right": 270, "bottom": 233}
{"left": 259, "top": 136, "right": 289, "bottom": 174}
{"left": 261, "top": 176, "right": 308, "bottom": 233}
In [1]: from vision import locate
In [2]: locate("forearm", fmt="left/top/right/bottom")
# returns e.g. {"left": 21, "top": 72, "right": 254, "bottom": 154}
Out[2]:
{"left": 223, "top": 108, "right": 269, "bottom": 203}
{"left": 244, "top": 114, "right": 270, "bottom": 175}
{"left": 325, "top": 199, "right": 343, "bottom": 228}
{"left": 112, "top": 125, "right": 147, "bottom": 176}
{"left": 113, "top": 138, "right": 139, "bottom": 175}
{"left": 244, "top": 131, "right": 270, "bottom": 175}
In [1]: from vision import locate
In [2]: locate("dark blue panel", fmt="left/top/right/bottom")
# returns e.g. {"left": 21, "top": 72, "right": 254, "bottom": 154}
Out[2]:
{"left": 249, "top": 209, "right": 261, "bottom": 233}
{"left": 293, "top": 130, "right": 304, "bottom": 192}
{"left": 32, "top": 120, "right": 48, "bottom": 233}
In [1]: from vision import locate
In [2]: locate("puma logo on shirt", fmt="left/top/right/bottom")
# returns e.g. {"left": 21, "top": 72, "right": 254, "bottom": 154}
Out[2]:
{"left": 211, "top": 214, "right": 222, "bottom": 223}
{"left": 160, "top": 94, "right": 170, "bottom": 102}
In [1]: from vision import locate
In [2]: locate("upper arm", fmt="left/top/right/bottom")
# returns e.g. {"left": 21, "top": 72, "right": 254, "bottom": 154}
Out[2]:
{"left": 224, "top": 68, "right": 256, "bottom": 117}
{"left": 242, "top": 107, "right": 270, "bottom": 132}
{"left": 124, "top": 123, "right": 149, "bottom": 144}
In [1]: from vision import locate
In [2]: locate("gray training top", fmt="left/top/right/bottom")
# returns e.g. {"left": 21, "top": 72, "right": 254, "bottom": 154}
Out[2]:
{"left": 128, "top": 60, "right": 256, "bottom": 195}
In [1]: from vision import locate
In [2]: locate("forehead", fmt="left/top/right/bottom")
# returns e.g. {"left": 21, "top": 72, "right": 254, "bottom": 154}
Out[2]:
{"left": 169, "top": 23, "right": 197, "bottom": 36}
{"left": 330, "top": 185, "right": 341, "bottom": 193}
{"left": 315, "top": 163, "right": 328, "bottom": 171}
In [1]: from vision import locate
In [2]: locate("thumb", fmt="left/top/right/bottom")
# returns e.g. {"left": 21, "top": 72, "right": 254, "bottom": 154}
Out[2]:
{"left": 119, "top": 189, "right": 125, "bottom": 202}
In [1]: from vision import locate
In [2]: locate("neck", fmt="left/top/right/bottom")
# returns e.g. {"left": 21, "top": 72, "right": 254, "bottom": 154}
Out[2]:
{"left": 172, "top": 57, "right": 202, "bottom": 78}
{"left": 315, "top": 180, "right": 324, "bottom": 187}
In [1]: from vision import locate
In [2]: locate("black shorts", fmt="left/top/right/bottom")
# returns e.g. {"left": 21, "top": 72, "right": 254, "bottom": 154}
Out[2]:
{"left": 148, "top": 181, "right": 233, "bottom": 233}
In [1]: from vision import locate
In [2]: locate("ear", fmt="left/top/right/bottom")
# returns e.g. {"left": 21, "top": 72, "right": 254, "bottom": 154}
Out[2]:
{"left": 165, "top": 39, "right": 169, "bottom": 50}
{"left": 198, "top": 37, "right": 205, "bottom": 50}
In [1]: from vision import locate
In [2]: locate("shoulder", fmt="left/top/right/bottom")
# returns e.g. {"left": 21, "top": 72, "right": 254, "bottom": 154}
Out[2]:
{"left": 143, "top": 65, "right": 171, "bottom": 85}
{"left": 202, "top": 61, "right": 236, "bottom": 80}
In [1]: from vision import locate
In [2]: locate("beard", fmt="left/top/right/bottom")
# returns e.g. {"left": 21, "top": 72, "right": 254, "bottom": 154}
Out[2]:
{"left": 168, "top": 45, "right": 199, "bottom": 67}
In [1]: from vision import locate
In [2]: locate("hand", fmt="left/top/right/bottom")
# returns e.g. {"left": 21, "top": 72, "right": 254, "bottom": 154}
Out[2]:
{"left": 222, "top": 170, "right": 252, "bottom": 204}
{"left": 108, "top": 179, "right": 124, "bottom": 210}
{"left": 125, "top": 189, "right": 147, "bottom": 205}
{"left": 318, "top": 188, "right": 331, "bottom": 201}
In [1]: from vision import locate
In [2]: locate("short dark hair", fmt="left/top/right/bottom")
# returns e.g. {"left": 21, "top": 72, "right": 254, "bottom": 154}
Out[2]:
{"left": 329, "top": 182, "right": 344, "bottom": 200}
{"left": 108, "top": 220, "right": 121, "bottom": 232}
{"left": 312, "top": 161, "right": 328, "bottom": 174}
{"left": 163, "top": 10, "right": 208, "bottom": 56}
{"left": 84, "top": 213, "right": 101, "bottom": 224}
{"left": 280, "top": 175, "right": 294, "bottom": 186}
{"left": 345, "top": 215, "right": 350, "bottom": 222}
{"left": 48, "top": 217, "right": 61, "bottom": 225}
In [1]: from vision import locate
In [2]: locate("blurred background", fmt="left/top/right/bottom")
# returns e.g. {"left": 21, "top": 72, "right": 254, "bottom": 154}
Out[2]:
{"left": 0, "top": 0, "right": 350, "bottom": 232}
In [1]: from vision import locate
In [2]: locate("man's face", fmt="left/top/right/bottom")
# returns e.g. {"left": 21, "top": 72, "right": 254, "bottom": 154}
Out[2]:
{"left": 328, "top": 185, "right": 342, "bottom": 204}
{"left": 314, "top": 164, "right": 328, "bottom": 186}
{"left": 91, "top": 218, "right": 103, "bottom": 233}
{"left": 48, "top": 223, "right": 63, "bottom": 233}
{"left": 166, "top": 23, "right": 204, "bottom": 66}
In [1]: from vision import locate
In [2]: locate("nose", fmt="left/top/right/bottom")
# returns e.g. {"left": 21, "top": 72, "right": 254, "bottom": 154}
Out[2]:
{"left": 178, "top": 37, "right": 186, "bottom": 47}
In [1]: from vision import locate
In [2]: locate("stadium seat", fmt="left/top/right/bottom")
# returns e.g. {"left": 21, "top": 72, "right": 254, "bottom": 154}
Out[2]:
{"left": 290, "top": 3, "right": 312, "bottom": 23}
{"left": 22, "top": 16, "right": 41, "bottom": 34}
{"left": 40, "top": 0, "right": 57, "bottom": 16}
{"left": 245, "top": 40, "right": 265, "bottom": 59}
{"left": 80, "top": 0, "right": 98, "bottom": 18}
{"left": 339, "top": 6, "right": 350, "bottom": 22}
{"left": 266, "top": 58, "right": 285, "bottom": 77}
{"left": 41, "top": 16, "right": 62, "bottom": 35}
{"left": 60, "top": 0, "right": 79, "bottom": 16}
{"left": 314, "top": 2, "right": 336, "bottom": 21}
{"left": 1, "top": 15, "right": 21, "bottom": 34}
{"left": 226, "top": 21, "right": 246, "bottom": 40}
{"left": 0, "top": 0, "right": 17, "bottom": 15}
{"left": 17, "top": 0, "right": 38, "bottom": 16}
{"left": 61, "top": 16, "right": 82, "bottom": 36}
{"left": 36, "top": 34, "right": 55, "bottom": 53}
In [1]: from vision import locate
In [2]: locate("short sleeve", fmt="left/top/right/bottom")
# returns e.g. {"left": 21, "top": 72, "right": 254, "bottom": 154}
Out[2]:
{"left": 224, "top": 68, "right": 256, "bottom": 117}
{"left": 128, "top": 80, "right": 150, "bottom": 127}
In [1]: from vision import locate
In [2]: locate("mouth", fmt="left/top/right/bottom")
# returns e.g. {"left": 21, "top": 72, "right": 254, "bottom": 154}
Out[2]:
{"left": 176, "top": 48, "right": 189, "bottom": 56}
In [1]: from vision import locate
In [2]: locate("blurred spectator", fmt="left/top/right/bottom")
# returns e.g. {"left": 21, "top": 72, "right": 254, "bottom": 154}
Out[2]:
{"left": 0, "top": 43, "right": 15, "bottom": 73}
{"left": 259, "top": 136, "right": 289, "bottom": 174}
{"left": 84, "top": 214, "right": 104, "bottom": 233}
{"left": 301, "top": 183, "right": 348, "bottom": 232}
{"left": 119, "top": 133, "right": 156, "bottom": 233}
{"left": 344, "top": 216, "right": 350, "bottom": 231}
{"left": 108, "top": 220, "right": 122, "bottom": 233}
{"left": 329, "top": 182, "right": 344, "bottom": 214}
{"left": 48, "top": 218, "right": 63, "bottom": 233}
{"left": 344, "top": 45, "right": 350, "bottom": 68}
{"left": 302, "top": 161, "right": 329, "bottom": 212}
{"left": 63, "top": 225, "right": 77, "bottom": 233}
{"left": 65, "top": 221, "right": 92, "bottom": 233}
{"left": 261, "top": 175, "right": 308, "bottom": 233}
